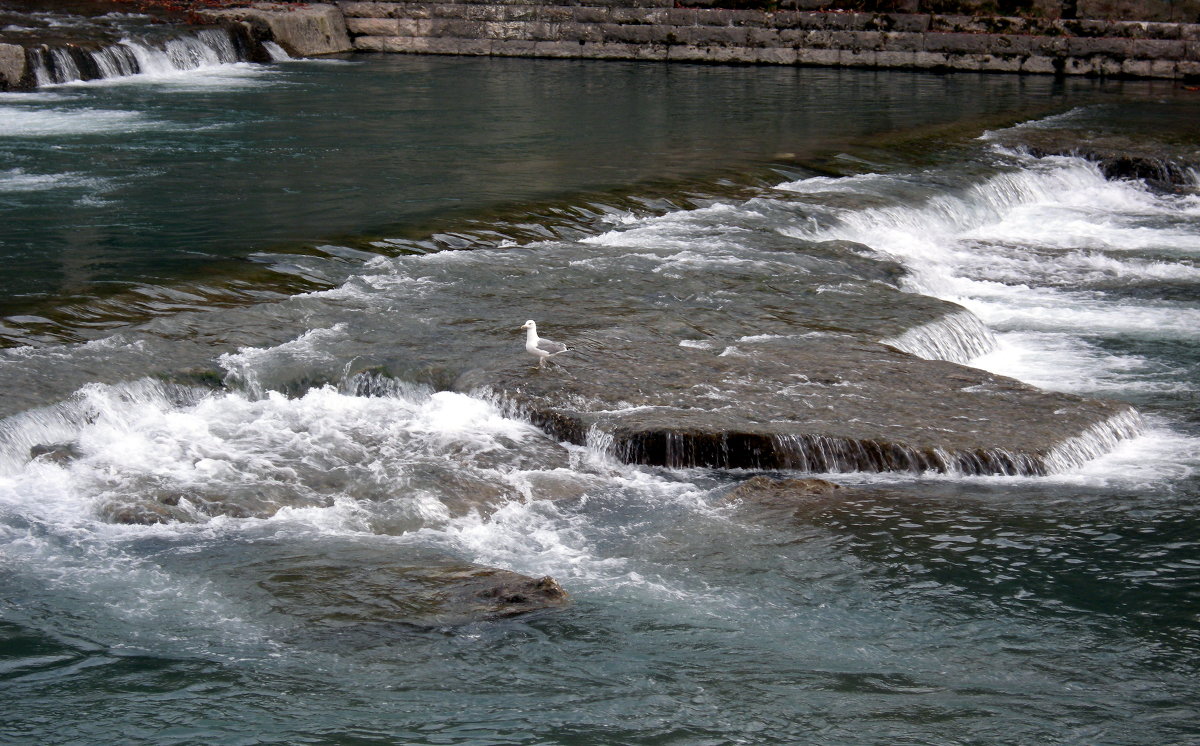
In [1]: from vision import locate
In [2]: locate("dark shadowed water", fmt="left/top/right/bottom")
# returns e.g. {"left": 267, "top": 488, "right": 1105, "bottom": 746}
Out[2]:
{"left": 1, "top": 19, "right": 1199, "bottom": 746}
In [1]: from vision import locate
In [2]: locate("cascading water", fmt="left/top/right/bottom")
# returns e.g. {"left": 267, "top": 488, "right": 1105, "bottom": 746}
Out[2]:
{"left": 28, "top": 27, "right": 264, "bottom": 86}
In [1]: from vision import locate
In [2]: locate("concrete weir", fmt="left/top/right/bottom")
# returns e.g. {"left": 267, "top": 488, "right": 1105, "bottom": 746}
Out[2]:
{"left": 337, "top": 0, "right": 1200, "bottom": 79}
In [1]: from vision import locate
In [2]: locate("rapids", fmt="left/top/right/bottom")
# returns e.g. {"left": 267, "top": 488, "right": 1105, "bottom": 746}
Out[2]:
{"left": 0, "top": 29, "right": 1198, "bottom": 745}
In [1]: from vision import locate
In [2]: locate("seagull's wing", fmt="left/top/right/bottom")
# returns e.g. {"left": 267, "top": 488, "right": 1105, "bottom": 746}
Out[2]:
{"left": 536, "top": 338, "right": 567, "bottom": 355}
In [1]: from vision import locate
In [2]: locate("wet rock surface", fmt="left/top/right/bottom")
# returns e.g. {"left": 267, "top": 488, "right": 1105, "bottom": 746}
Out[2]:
{"left": 463, "top": 333, "right": 1139, "bottom": 475}
{"left": 255, "top": 554, "right": 570, "bottom": 629}
{"left": 993, "top": 128, "right": 1200, "bottom": 190}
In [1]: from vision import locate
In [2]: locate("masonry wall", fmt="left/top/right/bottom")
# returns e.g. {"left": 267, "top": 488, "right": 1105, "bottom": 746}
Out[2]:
{"left": 337, "top": 0, "right": 1200, "bottom": 79}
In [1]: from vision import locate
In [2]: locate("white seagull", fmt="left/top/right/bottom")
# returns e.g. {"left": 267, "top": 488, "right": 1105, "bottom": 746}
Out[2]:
{"left": 520, "top": 320, "right": 568, "bottom": 367}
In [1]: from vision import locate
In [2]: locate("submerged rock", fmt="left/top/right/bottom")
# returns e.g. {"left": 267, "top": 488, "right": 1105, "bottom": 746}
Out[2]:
{"left": 726, "top": 475, "right": 843, "bottom": 504}
{"left": 29, "top": 442, "right": 82, "bottom": 466}
{"left": 464, "top": 334, "right": 1141, "bottom": 476}
{"left": 258, "top": 557, "right": 570, "bottom": 628}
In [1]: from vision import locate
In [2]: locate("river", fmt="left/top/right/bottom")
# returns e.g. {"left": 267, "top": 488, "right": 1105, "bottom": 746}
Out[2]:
{"left": 1, "top": 13, "right": 1198, "bottom": 745}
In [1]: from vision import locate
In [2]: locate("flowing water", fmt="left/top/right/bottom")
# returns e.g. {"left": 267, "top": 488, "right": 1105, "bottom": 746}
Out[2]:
{"left": 1, "top": 16, "right": 1199, "bottom": 744}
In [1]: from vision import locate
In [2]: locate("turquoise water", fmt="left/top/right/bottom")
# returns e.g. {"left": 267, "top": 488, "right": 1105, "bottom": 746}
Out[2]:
{"left": 1, "top": 47, "right": 1199, "bottom": 745}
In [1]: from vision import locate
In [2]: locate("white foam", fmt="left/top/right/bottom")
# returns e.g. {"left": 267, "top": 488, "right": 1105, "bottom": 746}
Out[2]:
{"left": 0, "top": 105, "right": 158, "bottom": 136}
{"left": 217, "top": 325, "right": 348, "bottom": 397}
{"left": 0, "top": 168, "right": 107, "bottom": 193}
{"left": 973, "top": 331, "right": 1187, "bottom": 396}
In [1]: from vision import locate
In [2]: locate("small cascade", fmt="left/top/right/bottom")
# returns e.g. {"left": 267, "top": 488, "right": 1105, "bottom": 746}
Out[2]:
{"left": 770, "top": 433, "right": 1045, "bottom": 476}
{"left": 882, "top": 310, "right": 998, "bottom": 364}
{"left": 1042, "top": 408, "right": 1145, "bottom": 474}
{"left": 26, "top": 26, "right": 267, "bottom": 87}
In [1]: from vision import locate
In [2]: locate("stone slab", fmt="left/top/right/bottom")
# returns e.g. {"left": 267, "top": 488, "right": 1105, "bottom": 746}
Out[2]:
{"left": 204, "top": 3, "right": 352, "bottom": 56}
{"left": 0, "top": 43, "right": 26, "bottom": 91}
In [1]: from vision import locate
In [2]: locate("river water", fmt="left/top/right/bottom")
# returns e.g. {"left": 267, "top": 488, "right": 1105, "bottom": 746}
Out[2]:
{"left": 1, "top": 21, "right": 1199, "bottom": 746}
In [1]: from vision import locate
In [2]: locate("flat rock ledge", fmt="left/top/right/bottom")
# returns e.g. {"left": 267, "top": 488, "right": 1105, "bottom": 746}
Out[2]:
{"left": 199, "top": 2, "right": 353, "bottom": 56}
{"left": 461, "top": 334, "right": 1142, "bottom": 476}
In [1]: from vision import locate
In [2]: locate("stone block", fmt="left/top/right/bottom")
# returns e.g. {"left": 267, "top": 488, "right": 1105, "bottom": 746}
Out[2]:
{"left": 594, "top": 42, "right": 641, "bottom": 59}
{"left": 688, "top": 26, "right": 751, "bottom": 46}
{"left": 481, "top": 20, "right": 526, "bottom": 40}
{"left": 924, "top": 32, "right": 992, "bottom": 54}
{"left": 1189, "top": 40, "right": 1200, "bottom": 59}
{"left": 694, "top": 9, "right": 732, "bottom": 27}
{"left": 430, "top": 19, "right": 486, "bottom": 37}
{"left": 802, "top": 30, "right": 836, "bottom": 48}
{"left": 880, "top": 31, "right": 925, "bottom": 51}
{"left": 1020, "top": 54, "right": 1059, "bottom": 73}
{"left": 620, "top": 8, "right": 668, "bottom": 24}
{"left": 607, "top": 24, "right": 661, "bottom": 44}
{"left": 1077, "top": 0, "right": 1200, "bottom": 23}
{"left": 1063, "top": 56, "right": 1097, "bottom": 74}
{"left": 754, "top": 46, "right": 798, "bottom": 64}
{"left": 0, "top": 43, "right": 27, "bottom": 91}
{"left": 988, "top": 34, "right": 1034, "bottom": 54}
{"left": 1177, "top": 58, "right": 1200, "bottom": 75}
{"left": 930, "top": 14, "right": 987, "bottom": 33}
{"left": 557, "top": 22, "right": 603, "bottom": 43}
{"left": 1066, "top": 35, "right": 1133, "bottom": 55}
{"left": 977, "top": 54, "right": 1023, "bottom": 71}
{"left": 796, "top": 48, "right": 841, "bottom": 65}
{"left": 836, "top": 30, "right": 885, "bottom": 50}
{"left": 1143, "top": 21, "right": 1183, "bottom": 38}
{"left": 778, "top": 28, "right": 813, "bottom": 45}
{"left": 947, "top": 53, "right": 985, "bottom": 70}
{"left": 1121, "top": 57, "right": 1155, "bottom": 75}
{"left": 430, "top": 4, "right": 468, "bottom": 19}
{"left": 746, "top": 28, "right": 784, "bottom": 47}
{"left": 1130, "top": 38, "right": 1186, "bottom": 58}
{"left": 821, "top": 13, "right": 866, "bottom": 30}
{"left": 1149, "top": 58, "right": 1179, "bottom": 75}
{"left": 346, "top": 17, "right": 404, "bottom": 35}
{"left": 340, "top": 2, "right": 411, "bottom": 19}
{"left": 881, "top": 13, "right": 931, "bottom": 32}
{"left": 355, "top": 35, "right": 472, "bottom": 53}
{"left": 528, "top": 21, "right": 563, "bottom": 41}
{"left": 666, "top": 8, "right": 699, "bottom": 26}
{"left": 728, "top": 10, "right": 769, "bottom": 27}
{"left": 875, "top": 49, "right": 918, "bottom": 67}
{"left": 716, "top": 45, "right": 762, "bottom": 62}
{"left": 633, "top": 44, "right": 670, "bottom": 60}
{"left": 528, "top": 40, "right": 576, "bottom": 57}
{"left": 666, "top": 44, "right": 710, "bottom": 61}
{"left": 1029, "top": 35, "right": 1069, "bottom": 55}
{"left": 789, "top": 12, "right": 829, "bottom": 29}
{"left": 913, "top": 50, "right": 951, "bottom": 67}
{"left": 770, "top": 11, "right": 801, "bottom": 29}
{"left": 491, "top": 39, "right": 540, "bottom": 56}
{"left": 574, "top": 7, "right": 611, "bottom": 24}
{"left": 839, "top": 48, "right": 877, "bottom": 66}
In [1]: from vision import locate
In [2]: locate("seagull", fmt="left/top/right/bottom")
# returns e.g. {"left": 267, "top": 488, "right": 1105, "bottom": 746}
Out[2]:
{"left": 520, "top": 320, "right": 568, "bottom": 367}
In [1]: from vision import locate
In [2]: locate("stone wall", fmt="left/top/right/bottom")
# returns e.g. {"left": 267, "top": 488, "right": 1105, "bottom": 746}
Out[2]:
{"left": 338, "top": 0, "right": 1200, "bottom": 78}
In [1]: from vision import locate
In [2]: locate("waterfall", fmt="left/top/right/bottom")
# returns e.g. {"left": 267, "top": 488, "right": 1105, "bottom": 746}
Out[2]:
{"left": 26, "top": 27, "right": 266, "bottom": 88}
{"left": 882, "top": 310, "right": 998, "bottom": 364}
